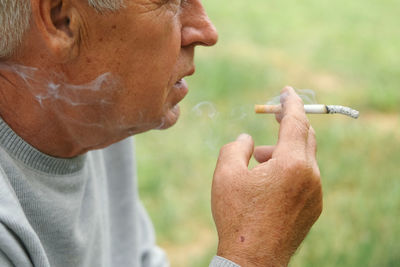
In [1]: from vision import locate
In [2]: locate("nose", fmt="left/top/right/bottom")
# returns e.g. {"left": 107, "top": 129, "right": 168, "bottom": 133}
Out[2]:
{"left": 180, "top": 1, "right": 219, "bottom": 47}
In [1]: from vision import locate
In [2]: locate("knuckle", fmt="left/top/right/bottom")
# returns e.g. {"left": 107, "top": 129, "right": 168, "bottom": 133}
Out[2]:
{"left": 213, "top": 167, "right": 249, "bottom": 192}
{"left": 310, "top": 128, "right": 318, "bottom": 151}
{"left": 316, "top": 195, "right": 323, "bottom": 214}
{"left": 312, "top": 167, "right": 321, "bottom": 182}
{"left": 219, "top": 141, "right": 235, "bottom": 153}
{"left": 313, "top": 186, "right": 324, "bottom": 216}
{"left": 309, "top": 126, "right": 316, "bottom": 136}
{"left": 310, "top": 172, "right": 322, "bottom": 191}
{"left": 286, "top": 158, "right": 310, "bottom": 175}
{"left": 214, "top": 163, "right": 232, "bottom": 181}
{"left": 214, "top": 160, "right": 248, "bottom": 182}
{"left": 218, "top": 142, "right": 237, "bottom": 159}
{"left": 310, "top": 172, "right": 323, "bottom": 211}
{"left": 284, "top": 158, "right": 322, "bottom": 188}
{"left": 293, "top": 93, "right": 304, "bottom": 104}
{"left": 309, "top": 127, "right": 316, "bottom": 141}
{"left": 295, "top": 114, "right": 311, "bottom": 129}
{"left": 283, "top": 114, "right": 310, "bottom": 133}
{"left": 215, "top": 164, "right": 235, "bottom": 178}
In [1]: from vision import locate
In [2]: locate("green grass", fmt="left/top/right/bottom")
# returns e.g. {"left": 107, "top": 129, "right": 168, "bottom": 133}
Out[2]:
{"left": 136, "top": 0, "right": 400, "bottom": 266}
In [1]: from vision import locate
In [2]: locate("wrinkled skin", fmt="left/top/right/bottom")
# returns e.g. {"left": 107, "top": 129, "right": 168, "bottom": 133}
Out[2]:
{"left": 0, "top": 0, "right": 217, "bottom": 157}
{"left": 212, "top": 87, "right": 322, "bottom": 266}
{"left": 0, "top": 0, "right": 322, "bottom": 265}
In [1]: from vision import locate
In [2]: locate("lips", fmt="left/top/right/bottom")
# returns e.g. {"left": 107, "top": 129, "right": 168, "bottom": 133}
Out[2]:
{"left": 175, "top": 78, "right": 188, "bottom": 88}
{"left": 169, "top": 67, "right": 194, "bottom": 106}
{"left": 172, "top": 78, "right": 189, "bottom": 104}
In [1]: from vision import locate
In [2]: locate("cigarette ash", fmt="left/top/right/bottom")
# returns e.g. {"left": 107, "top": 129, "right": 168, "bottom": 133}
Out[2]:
{"left": 326, "top": 105, "right": 360, "bottom": 119}
{"left": 265, "top": 88, "right": 359, "bottom": 119}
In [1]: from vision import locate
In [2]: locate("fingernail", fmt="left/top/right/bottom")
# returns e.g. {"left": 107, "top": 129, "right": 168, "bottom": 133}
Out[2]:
{"left": 236, "top": 133, "right": 250, "bottom": 141}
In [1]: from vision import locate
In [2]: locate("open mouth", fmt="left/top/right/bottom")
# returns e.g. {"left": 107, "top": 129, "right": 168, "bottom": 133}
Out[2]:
{"left": 175, "top": 79, "right": 184, "bottom": 86}
{"left": 169, "top": 78, "right": 189, "bottom": 107}
{"left": 174, "top": 78, "right": 188, "bottom": 91}
{"left": 171, "top": 67, "right": 194, "bottom": 104}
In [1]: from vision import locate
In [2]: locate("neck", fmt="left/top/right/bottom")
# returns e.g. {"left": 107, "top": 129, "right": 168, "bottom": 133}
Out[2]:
{"left": 0, "top": 62, "right": 120, "bottom": 158}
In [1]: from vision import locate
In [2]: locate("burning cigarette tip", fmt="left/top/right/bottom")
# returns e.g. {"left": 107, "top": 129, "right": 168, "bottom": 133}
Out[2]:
{"left": 255, "top": 104, "right": 359, "bottom": 119}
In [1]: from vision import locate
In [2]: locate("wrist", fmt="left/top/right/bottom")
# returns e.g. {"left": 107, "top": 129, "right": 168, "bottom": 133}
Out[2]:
{"left": 217, "top": 242, "right": 289, "bottom": 267}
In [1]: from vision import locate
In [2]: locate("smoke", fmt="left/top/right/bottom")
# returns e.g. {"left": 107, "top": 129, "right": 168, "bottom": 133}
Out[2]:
{"left": 0, "top": 63, "right": 117, "bottom": 108}
{"left": 191, "top": 101, "right": 219, "bottom": 119}
{"left": 190, "top": 101, "right": 253, "bottom": 151}
{"left": 0, "top": 62, "right": 125, "bottom": 131}
{"left": 266, "top": 88, "right": 318, "bottom": 105}
{"left": 188, "top": 89, "right": 320, "bottom": 151}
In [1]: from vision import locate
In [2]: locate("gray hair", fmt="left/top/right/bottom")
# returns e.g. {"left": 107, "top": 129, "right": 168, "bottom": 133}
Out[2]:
{"left": 0, "top": 0, "right": 124, "bottom": 58}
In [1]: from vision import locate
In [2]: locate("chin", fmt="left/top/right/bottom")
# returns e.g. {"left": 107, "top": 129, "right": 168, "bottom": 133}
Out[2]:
{"left": 156, "top": 105, "right": 181, "bottom": 130}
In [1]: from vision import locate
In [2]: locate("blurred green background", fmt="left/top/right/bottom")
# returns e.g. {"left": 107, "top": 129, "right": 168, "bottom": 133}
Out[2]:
{"left": 136, "top": 0, "right": 400, "bottom": 266}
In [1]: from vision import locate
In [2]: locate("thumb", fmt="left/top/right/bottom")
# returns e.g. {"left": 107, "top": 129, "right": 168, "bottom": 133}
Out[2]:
{"left": 215, "top": 134, "right": 254, "bottom": 174}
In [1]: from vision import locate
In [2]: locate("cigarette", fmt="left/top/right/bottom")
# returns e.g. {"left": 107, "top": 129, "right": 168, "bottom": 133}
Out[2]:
{"left": 255, "top": 104, "right": 359, "bottom": 119}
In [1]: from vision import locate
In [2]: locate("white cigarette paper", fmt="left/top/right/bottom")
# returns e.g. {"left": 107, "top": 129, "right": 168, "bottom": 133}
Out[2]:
{"left": 255, "top": 104, "right": 359, "bottom": 119}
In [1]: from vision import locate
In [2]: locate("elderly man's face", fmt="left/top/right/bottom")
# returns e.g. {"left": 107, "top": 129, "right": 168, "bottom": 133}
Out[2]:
{"left": 67, "top": 0, "right": 217, "bottom": 136}
{"left": 0, "top": 0, "right": 217, "bottom": 155}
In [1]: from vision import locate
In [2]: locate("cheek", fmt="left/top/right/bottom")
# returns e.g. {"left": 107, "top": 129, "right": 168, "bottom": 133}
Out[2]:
{"left": 120, "top": 40, "right": 181, "bottom": 116}
{"left": 127, "top": 17, "right": 181, "bottom": 80}
{"left": 114, "top": 83, "right": 167, "bottom": 125}
{"left": 87, "top": 11, "right": 182, "bottom": 128}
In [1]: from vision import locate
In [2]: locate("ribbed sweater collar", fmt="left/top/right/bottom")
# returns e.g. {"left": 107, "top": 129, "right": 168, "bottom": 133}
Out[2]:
{"left": 0, "top": 118, "right": 85, "bottom": 175}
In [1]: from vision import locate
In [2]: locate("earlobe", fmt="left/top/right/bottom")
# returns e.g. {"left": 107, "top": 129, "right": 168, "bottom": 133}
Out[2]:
{"left": 31, "top": 0, "right": 80, "bottom": 62}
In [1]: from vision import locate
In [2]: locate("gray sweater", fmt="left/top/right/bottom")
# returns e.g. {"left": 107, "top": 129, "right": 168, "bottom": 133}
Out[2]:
{"left": 0, "top": 118, "right": 238, "bottom": 267}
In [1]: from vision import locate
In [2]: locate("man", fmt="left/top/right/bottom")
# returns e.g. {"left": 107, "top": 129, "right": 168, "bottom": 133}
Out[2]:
{"left": 0, "top": 0, "right": 322, "bottom": 266}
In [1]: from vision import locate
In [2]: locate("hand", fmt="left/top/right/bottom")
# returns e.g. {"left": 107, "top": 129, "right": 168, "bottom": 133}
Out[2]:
{"left": 211, "top": 87, "right": 323, "bottom": 267}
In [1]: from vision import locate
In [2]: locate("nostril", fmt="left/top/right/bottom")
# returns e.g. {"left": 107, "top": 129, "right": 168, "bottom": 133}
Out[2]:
{"left": 181, "top": 23, "right": 219, "bottom": 47}
{"left": 180, "top": 1, "right": 219, "bottom": 47}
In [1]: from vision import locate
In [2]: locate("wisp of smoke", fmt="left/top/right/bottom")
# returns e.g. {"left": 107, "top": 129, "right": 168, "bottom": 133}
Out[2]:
{"left": 267, "top": 89, "right": 318, "bottom": 105}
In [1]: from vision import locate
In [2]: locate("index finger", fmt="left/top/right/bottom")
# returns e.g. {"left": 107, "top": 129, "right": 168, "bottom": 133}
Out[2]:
{"left": 274, "top": 87, "right": 310, "bottom": 157}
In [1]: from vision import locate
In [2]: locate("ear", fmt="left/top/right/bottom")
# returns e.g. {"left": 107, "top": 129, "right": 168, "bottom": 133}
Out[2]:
{"left": 31, "top": 0, "right": 81, "bottom": 62}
